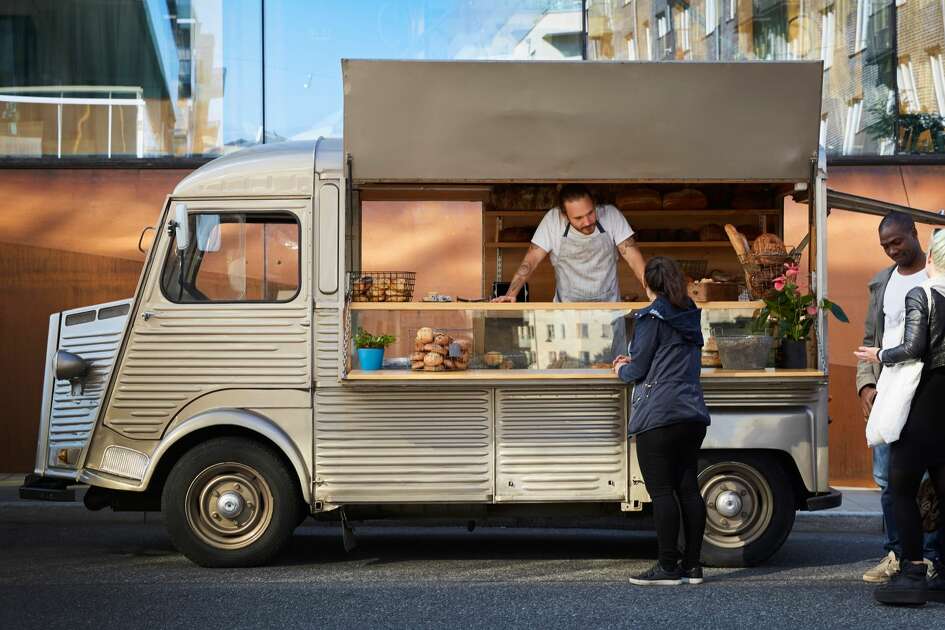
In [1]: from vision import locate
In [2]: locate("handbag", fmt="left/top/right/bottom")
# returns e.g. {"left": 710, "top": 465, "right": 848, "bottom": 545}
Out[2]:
{"left": 865, "top": 285, "right": 933, "bottom": 448}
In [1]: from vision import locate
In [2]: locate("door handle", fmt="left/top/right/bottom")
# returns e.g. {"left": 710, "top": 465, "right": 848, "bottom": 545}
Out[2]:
{"left": 141, "top": 311, "right": 156, "bottom": 321}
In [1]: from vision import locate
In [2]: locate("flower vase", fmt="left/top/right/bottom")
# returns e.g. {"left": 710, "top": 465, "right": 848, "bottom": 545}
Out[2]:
{"left": 780, "top": 339, "right": 807, "bottom": 369}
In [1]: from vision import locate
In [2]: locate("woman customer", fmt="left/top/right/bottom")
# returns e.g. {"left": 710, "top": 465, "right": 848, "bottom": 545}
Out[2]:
{"left": 614, "top": 256, "right": 711, "bottom": 586}
{"left": 856, "top": 228, "right": 945, "bottom": 606}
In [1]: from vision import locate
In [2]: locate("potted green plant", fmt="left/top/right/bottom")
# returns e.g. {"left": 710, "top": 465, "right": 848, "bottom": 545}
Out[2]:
{"left": 353, "top": 327, "right": 396, "bottom": 371}
{"left": 752, "top": 263, "right": 848, "bottom": 368}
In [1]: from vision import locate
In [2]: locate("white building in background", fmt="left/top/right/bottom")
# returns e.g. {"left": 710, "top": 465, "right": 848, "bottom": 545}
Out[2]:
{"left": 511, "top": 9, "right": 583, "bottom": 60}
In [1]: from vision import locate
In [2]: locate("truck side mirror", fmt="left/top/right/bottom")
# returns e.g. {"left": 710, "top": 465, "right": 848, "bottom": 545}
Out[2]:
{"left": 174, "top": 204, "right": 190, "bottom": 250}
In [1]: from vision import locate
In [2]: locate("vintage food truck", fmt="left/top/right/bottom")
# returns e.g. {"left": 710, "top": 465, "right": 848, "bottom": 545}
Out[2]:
{"left": 21, "top": 60, "right": 945, "bottom": 568}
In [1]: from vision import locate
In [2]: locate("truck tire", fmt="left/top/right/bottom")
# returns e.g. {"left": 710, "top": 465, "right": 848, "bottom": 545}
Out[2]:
{"left": 162, "top": 437, "right": 303, "bottom": 568}
{"left": 697, "top": 454, "right": 795, "bottom": 568}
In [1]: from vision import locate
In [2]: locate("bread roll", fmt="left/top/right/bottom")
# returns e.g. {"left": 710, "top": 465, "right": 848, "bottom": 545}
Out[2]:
{"left": 443, "top": 358, "right": 455, "bottom": 370}
{"left": 454, "top": 339, "right": 472, "bottom": 352}
{"left": 416, "top": 327, "right": 434, "bottom": 344}
{"left": 429, "top": 344, "right": 448, "bottom": 356}
{"left": 374, "top": 278, "right": 390, "bottom": 290}
{"left": 411, "top": 361, "right": 425, "bottom": 370}
{"left": 423, "top": 352, "right": 444, "bottom": 367}
{"left": 410, "top": 352, "right": 427, "bottom": 362}
{"left": 433, "top": 334, "right": 451, "bottom": 347}
{"left": 392, "top": 278, "right": 409, "bottom": 292}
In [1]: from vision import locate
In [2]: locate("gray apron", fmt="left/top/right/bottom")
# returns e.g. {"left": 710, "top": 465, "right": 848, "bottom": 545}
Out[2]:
{"left": 553, "top": 215, "right": 620, "bottom": 302}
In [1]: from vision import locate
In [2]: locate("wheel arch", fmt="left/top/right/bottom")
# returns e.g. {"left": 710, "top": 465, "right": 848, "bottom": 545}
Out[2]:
{"left": 699, "top": 448, "right": 808, "bottom": 510}
{"left": 145, "top": 409, "right": 311, "bottom": 505}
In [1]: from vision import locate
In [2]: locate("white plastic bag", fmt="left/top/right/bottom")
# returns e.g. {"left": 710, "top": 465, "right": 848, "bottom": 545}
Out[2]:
{"left": 865, "top": 286, "right": 932, "bottom": 447}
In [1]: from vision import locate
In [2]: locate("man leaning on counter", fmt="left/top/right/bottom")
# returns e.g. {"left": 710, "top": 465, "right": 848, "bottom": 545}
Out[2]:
{"left": 492, "top": 184, "right": 647, "bottom": 303}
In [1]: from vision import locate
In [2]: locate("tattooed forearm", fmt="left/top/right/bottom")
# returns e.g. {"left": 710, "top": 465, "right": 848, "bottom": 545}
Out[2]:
{"left": 505, "top": 244, "right": 546, "bottom": 297}
{"left": 617, "top": 237, "right": 647, "bottom": 286}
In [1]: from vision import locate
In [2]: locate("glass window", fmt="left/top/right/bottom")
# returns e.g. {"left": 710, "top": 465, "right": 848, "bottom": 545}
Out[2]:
{"left": 931, "top": 54, "right": 945, "bottom": 114}
{"left": 0, "top": 0, "right": 262, "bottom": 159}
{"left": 820, "top": 7, "right": 835, "bottom": 70}
{"left": 854, "top": 0, "right": 870, "bottom": 54}
{"left": 898, "top": 60, "right": 919, "bottom": 113}
{"left": 706, "top": 0, "right": 718, "bottom": 36}
{"left": 162, "top": 212, "right": 300, "bottom": 303}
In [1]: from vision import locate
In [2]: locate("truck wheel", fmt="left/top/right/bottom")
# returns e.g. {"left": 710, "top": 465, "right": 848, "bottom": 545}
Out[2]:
{"left": 162, "top": 437, "right": 302, "bottom": 567}
{"left": 697, "top": 454, "right": 795, "bottom": 568}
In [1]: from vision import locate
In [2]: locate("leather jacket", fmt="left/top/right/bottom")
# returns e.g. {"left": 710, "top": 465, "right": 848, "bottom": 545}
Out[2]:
{"left": 880, "top": 284, "right": 945, "bottom": 370}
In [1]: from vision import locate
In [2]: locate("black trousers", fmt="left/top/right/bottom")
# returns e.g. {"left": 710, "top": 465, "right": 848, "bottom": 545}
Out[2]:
{"left": 636, "top": 422, "right": 708, "bottom": 569}
{"left": 889, "top": 368, "right": 945, "bottom": 562}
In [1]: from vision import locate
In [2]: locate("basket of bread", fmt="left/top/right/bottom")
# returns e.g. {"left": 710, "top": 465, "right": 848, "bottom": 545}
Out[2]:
{"left": 410, "top": 327, "right": 471, "bottom": 372}
{"left": 724, "top": 225, "right": 801, "bottom": 299}
{"left": 349, "top": 271, "right": 415, "bottom": 302}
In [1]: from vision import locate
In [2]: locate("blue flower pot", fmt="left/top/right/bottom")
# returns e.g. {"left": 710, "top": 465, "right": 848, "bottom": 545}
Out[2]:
{"left": 357, "top": 347, "right": 385, "bottom": 371}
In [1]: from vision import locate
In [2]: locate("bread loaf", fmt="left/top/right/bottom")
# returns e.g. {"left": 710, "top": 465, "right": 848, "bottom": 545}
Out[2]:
{"left": 615, "top": 188, "right": 661, "bottom": 211}
{"left": 751, "top": 233, "right": 786, "bottom": 256}
{"left": 663, "top": 188, "right": 707, "bottom": 209}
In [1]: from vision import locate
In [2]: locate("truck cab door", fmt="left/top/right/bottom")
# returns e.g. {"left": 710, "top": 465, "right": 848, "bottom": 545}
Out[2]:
{"left": 94, "top": 199, "right": 313, "bottom": 453}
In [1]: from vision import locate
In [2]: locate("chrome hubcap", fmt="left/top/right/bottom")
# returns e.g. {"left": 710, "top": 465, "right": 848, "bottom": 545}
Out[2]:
{"left": 700, "top": 462, "right": 774, "bottom": 549}
{"left": 715, "top": 490, "right": 743, "bottom": 518}
{"left": 184, "top": 462, "right": 274, "bottom": 550}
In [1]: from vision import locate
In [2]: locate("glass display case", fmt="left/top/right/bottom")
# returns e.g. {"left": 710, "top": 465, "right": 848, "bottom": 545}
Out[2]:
{"left": 346, "top": 302, "right": 764, "bottom": 379}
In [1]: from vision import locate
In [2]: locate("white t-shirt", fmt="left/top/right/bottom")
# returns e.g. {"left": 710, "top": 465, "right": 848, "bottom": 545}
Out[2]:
{"left": 531, "top": 204, "right": 634, "bottom": 259}
{"left": 881, "top": 266, "right": 928, "bottom": 350}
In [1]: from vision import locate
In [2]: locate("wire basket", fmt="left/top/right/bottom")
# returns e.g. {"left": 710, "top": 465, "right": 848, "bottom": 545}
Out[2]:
{"left": 738, "top": 252, "right": 802, "bottom": 299}
{"left": 348, "top": 271, "right": 416, "bottom": 302}
{"left": 677, "top": 259, "right": 708, "bottom": 280}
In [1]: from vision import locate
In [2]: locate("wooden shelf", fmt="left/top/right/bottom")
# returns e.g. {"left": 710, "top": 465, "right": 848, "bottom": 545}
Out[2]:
{"left": 344, "top": 367, "right": 825, "bottom": 381}
{"left": 349, "top": 301, "right": 762, "bottom": 311}
{"left": 485, "top": 241, "right": 734, "bottom": 249}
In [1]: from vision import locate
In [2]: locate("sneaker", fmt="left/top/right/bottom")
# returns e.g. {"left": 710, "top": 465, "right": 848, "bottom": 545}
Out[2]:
{"left": 863, "top": 551, "right": 899, "bottom": 584}
{"left": 874, "top": 561, "right": 928, "bottom": 606}
{"left": 928, "top": 561, "right": 945, "bottom": 604}
{"left": 629, "top": 562, "right": 683, "bottom": 586}
{"left": 681, "top": 565, "right": 704, "bottom": 585}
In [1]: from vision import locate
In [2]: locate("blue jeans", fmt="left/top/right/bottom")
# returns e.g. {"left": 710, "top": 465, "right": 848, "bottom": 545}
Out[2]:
{"left": 874, "top": 443, "right": 942, "bottom": 560}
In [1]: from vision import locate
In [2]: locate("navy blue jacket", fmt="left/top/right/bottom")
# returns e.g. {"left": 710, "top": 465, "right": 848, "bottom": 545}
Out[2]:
{"left": 617, "top": 296, "right": 711, "bottom": 435}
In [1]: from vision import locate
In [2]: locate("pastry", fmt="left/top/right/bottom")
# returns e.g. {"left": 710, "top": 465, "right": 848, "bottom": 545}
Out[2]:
{"left": 392, "top": 278, "right": 409, "bottom": 292}
{"left": 411, "top": 361, "right": 425, "bottom": 370}
{"left": 433, "top": 334, "right": 451, "bottom": 346}
{"left": 410, "top": 352, "right": 427, "bottom": 362}
{"left": 423, "top": 352, "right": 444, "bottom": 367}
{"left": 416, "top": 327, "right": 434, "bottom": 344}
{"left": 443, "top": 358, "right": 455, "bottom": 370}
{"left": 429, "top": 344, "right": 448, "bottom": 356}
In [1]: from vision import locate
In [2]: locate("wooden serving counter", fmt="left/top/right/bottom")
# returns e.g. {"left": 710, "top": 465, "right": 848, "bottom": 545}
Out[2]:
{"left": 345, "top": 368, "right": 826, "bottom": 381}
{"left": 349, "top": 301, "right": 762, "bottom": 311}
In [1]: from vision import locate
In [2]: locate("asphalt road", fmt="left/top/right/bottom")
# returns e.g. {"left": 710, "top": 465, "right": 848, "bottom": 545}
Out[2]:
{"left": 0, "top": 511, "right": 940, "bottom": 630}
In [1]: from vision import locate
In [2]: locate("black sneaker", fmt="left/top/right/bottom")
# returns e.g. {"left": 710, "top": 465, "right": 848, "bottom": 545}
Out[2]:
{"left": 681, "top": 565, "right": 704, "bottom": 585}
{"left": 874, "top": 561, "right": 928, "bottom": 606}
{"left": 928, "top": 561, "right": 945, "bottom": 604}
{"left": 629, "top": 562, "right": 683, "bottom": 586}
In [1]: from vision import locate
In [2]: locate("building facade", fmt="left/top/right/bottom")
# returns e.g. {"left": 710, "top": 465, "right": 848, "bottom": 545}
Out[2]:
{"left": 2, "top": 0, "right": 945, "bottom": 482}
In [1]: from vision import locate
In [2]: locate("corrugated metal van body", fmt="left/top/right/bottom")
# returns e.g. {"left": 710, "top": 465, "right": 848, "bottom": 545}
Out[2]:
{"left": 496, "top": 387, "right": 627, "bottom": 502}
{"left": 314, "top": 388, "right": 494, "bottom": 503}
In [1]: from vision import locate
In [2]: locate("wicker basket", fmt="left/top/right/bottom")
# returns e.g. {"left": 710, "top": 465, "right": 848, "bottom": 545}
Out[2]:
{"left": 348, "top": 271, "right": 416, "bottom": 302}
{"left": 738, "top": 252, "right": 802, "bottom": 299}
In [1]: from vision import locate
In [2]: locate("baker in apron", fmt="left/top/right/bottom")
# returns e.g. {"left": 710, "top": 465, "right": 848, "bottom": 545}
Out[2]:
{"left": 553, "top": 220, "right": 620, "bottom": 302}
{"left": 492, "top": 184, "right": 646, "bottom": 304}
